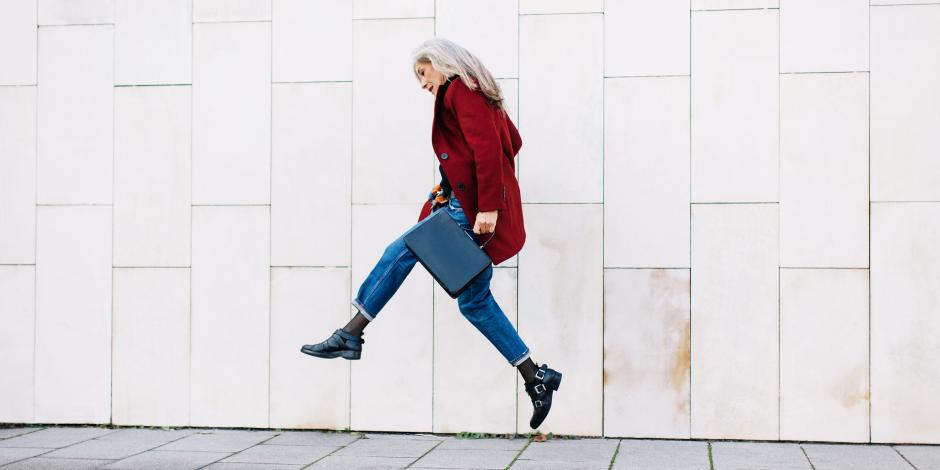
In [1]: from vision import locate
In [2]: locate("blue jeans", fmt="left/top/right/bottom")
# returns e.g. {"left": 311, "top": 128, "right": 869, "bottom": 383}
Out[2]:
{"left": 350, "top": 195, "right": 531, "bottom": 366}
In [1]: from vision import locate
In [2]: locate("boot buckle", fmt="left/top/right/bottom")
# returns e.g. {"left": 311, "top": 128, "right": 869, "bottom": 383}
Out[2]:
{"left": 534, "top": 369, "right": 546, "bottom": 380}
{"left": 533, "top": 383, "right": 546, "bottom": 394}
{"left": 534, "top": 400, "right": 543, "bottom": 408}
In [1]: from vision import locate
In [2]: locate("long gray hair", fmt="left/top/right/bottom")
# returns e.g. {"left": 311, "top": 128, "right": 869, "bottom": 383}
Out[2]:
{"left": 411, "top": 37, "right": 505, "bottom": 112}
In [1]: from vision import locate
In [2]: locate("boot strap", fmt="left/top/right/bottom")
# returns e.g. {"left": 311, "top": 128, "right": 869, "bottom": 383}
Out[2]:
{"left": 524, "top": 380, "right": 547, "bottom": 395}
{"left": 326, "top": 334, "right": 344, "bottom": 349}
{"left": 334, "top": 329, "right": 364, "bottom": 344}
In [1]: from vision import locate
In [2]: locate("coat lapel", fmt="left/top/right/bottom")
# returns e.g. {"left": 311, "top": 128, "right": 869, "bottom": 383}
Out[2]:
{"left": 431, "top": 75, "right": 458, "bottom": 144}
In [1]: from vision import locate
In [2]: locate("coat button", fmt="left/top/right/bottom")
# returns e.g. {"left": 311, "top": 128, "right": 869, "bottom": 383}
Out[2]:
{"left": 440, "top": 152, "right": 448, "bottom": 160}
{"left": 457, "top": 182, "right": 465, "bottom": 190}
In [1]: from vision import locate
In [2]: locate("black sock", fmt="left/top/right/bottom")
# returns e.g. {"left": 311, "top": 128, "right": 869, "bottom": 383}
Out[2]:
{"left": 342, "top": 312, "right": 370, "bottom": 337}
{"left": 517, "top": 357, "right": 538, "bottom": 383}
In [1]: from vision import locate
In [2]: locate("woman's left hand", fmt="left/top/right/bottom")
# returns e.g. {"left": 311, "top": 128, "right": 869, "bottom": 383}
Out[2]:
{"left": 473, "top": 210, "right": 498, "bottom": 235}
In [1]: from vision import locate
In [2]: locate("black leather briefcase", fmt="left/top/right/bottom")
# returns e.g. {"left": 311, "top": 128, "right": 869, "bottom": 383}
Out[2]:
{"left": 402, "top": 204, "right": 494, "bottom": 298}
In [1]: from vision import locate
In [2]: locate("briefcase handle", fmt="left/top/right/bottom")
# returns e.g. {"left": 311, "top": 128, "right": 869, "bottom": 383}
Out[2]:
{"left": 469, "top": 227, "right": 496, "bottom": 249}
{"left": 432, "top": 199, "right": 496, "bottom": 249}
{"left": 450, "top": 213, "right": 495, "bottom": 249}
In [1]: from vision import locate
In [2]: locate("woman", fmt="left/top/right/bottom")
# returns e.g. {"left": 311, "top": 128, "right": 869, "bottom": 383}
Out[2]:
{"left": 300, "top": 38, "right": 562, "bottom": 429}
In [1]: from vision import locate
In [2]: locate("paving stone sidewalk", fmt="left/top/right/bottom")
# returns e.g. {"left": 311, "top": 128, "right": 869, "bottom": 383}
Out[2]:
{"left": 1, "top": 426, "right": 938, "bottom": 469}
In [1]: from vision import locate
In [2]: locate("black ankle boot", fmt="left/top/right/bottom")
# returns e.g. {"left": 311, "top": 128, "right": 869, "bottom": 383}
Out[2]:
{"left": 300, "top": 328, "right": 364, "bottom": 360}
{"left": 524, "top": 363, "right": 562, "bottom": 429}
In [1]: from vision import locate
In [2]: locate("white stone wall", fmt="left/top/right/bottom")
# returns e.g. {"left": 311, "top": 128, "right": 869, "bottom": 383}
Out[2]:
{"left": 1, "top": 0, "right": 938, "bottom": 443}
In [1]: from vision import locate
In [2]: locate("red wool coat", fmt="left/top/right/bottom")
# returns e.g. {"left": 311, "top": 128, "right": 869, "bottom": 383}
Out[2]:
{"left": 416, "top": 75, "right": 526, "bottom": 266}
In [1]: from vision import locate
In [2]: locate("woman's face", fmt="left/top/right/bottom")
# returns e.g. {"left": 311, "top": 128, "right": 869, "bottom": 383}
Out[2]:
{"left": 415, "top": 60, "right": 446, "bottom": 96}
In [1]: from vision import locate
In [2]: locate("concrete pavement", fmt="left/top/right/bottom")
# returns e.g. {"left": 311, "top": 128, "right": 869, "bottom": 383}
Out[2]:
{"left": 1, "top": 426, "right": 938, "bottom": 469}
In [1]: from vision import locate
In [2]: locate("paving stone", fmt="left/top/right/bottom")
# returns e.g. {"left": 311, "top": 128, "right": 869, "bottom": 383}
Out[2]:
{"left": 103, "top": 450, "right": 230, "bottom": 469}
{"left": 895, "top": 445, "right": 940, "bottom": 469}
{"left": 612, "top": 439, "right": 710, "bottom": 470}
{"left": 307, "top": 454, "right": 415, "bottom": 469}
{"left": 4, "top": 457, "right": 115, "bottom": 469}
{"left": 43, "top": 428, "right": 196, "bottom": 459}
{"left": 514, "top": 438, "right": 619, "bottom": 466}
{"left": 802, "top": 443, "right": 914, "bottom": 470}
{"left": 221, "top": 444, "right": 337, "bottom": 465}
{"left": 363, "top": 432, "right": 446, "bottom": 441}
{"left": 0, "top": 428, "right": 43, "bottom": 440}
{"left": 264, "top": 431, "right": 360, "bottom": 447}
{"left": 332, "top": 437, "right": 441, "bottom": 458}
{"left": 411, "top": 448, "right": 519, "bottom": 469}
{"left": 711, "top": 442, "right": 812, "bottom": 470}
{"left": 0, "top": 447, "right": 49, "bottom": 466}
{"left": 0, "top": 427, "right": 115, "bottom": 448}
{"left": 98, "top": 428, "right": 197, "bottom": 442}
{"left": 156, "top": 429, "right": 275, "bottom": 453}
{"left": 509, "top": 461, "right": 609, "bottom": 470}
{"left": 435, "top": 437, "right": 529, "bottom": 451}
{"left": 204, "top": 463, "right": 304, "bottom": 470}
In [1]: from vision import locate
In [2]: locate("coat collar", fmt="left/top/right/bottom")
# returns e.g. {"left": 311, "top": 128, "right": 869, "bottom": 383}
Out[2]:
{"left": 432, "top": 74, "right": 460, "bottom": 132}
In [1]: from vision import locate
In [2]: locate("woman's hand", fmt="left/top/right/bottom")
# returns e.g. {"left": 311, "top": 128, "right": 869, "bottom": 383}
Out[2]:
{"left": 473, "top": 210, "right": 498, "bottom": 235}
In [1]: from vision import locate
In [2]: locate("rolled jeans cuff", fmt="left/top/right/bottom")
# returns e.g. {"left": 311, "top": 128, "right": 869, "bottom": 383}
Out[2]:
{"left": 351, "top": 298, "right": 374, "bottom": 321}
{"left": 510, "top": 349, "right": 531, "bottom": 366}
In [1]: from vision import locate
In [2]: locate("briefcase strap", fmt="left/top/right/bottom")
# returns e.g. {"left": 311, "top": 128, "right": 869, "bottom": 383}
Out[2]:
{"left": 479, "top": 228, "right": 495, "bottom": 248}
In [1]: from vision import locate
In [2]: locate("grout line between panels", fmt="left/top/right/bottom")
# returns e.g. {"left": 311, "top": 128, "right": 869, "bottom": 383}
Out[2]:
{"left": 688, "top": 0, "right": 693, "bottom": 438}
{"left": 518, "top": 11, "right": 604, "bottom": 16}
{"left": 600, "top": 0, "right": 606, "bottom": 437}
{"left": 352, "top": 16, "right": 435, "bottom": 21}
{"left": 780, "top": 70, "right": 870, "bottom": 75}
{"left": 777, "top": 3, "right": 782, "bottom": 441}
{"left": 605, "top": 74, "right": 691, "bottom": 79}
{"left": 38, "top": 22, "right": 114, "bottom": 27}
{"left": 192, "top": 19, "right": 271, "bottom": 24}
{"left": 870, "top": 1, "right": 940, "bottom": 6}
{"left": 689, "top": 201, "right": 779, "bottom": 205}
{"left": 33, "top": 0, "right": 39, "bottom": 424}
{"left": 272, "top": 80, "right": 352, "bottom": 84}
{"left": 692, "top": 7, "right": 779, "bottom": 12}
{"left": 516, "top": 0, "right": 521, "bottom": 435}
{"left": 867, "top": 2, "right": 873, "bottom": 443}
{"left": 431, "top": 0, "right": 436, "bottom": 434}
{"left": 870, "top": 200, "right": 940, "bottom": 203}
{"left": 188, "top": 11, "right": 194, "bottom": 428}
{"left": 114, "top": 83, "right": 191, "bottom": 87}
{"left": 348, "top": 1, "right": 355, "bottom": 431}
{"left": 267, "top": 8, "right": 273, "bottom": 429}
{"left": 110, "top": 16, "right": 115, "bottom": 425}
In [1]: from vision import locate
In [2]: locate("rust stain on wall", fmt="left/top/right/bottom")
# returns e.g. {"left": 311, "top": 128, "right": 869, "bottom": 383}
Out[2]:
{"left": 649, "top": 268, "right": 675, "bottom": 297}
{"left": 833, "top": 365, "right": 870, "bottom": 408}
{"left": 604, "top": 344, "right": 636, "bottom": 386}
{"left": 647, "top": 269, "right": 692, "bottom": 392}
{"left": 650, "top": 269, "right": 692, "bottom": 416}
{"left": 670, "top": 319, "right": 692, "bottom": 391}
{"left": 604, "top": 268, "right": 692, "bottom": 419}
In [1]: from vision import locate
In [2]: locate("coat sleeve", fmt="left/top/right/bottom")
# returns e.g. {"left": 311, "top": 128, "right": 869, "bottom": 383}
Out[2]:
{"left": 451, "top": 81, "right": 505, "bottom": 213}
